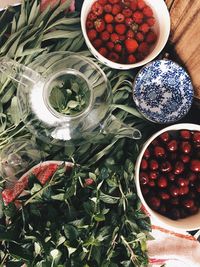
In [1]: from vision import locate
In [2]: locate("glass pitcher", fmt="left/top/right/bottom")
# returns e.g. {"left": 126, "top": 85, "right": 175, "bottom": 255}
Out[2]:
{"left": 0, "top": 52, "right": 141, "bottom": 145}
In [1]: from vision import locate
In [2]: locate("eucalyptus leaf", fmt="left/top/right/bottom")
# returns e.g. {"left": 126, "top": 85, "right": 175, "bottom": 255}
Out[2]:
{"left": 9, "top": 96, "right": 21, "bottom": 125}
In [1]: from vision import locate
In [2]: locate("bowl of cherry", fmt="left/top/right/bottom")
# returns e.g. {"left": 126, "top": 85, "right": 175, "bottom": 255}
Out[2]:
{"left": 135, "top": 123, "right": 200, "bottom": 231}
{"left": 81, "top": 0, "right": 170, "bottom": 69}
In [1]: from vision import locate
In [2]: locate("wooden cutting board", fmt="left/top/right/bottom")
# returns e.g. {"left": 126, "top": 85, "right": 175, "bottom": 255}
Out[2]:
{"left": 165, "top": 0, "right": 200, "bottom": 99}
{"left": 0, "top": 0, "right": 21, "bottom": 10}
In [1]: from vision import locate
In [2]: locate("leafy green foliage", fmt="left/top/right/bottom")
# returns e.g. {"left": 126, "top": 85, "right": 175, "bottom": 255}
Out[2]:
{"left": 0, "top": 163, "right": 150, "bottom": 266}
{"left": 0, "top": 0, "right": 156, "bottom": 266}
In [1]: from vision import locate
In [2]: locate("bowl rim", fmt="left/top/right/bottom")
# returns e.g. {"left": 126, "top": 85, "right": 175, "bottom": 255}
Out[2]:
{"left": 135, "top": 123, "right": 200, "bottom": 232}
{"left": 80, "top": 0, "right": 171, "bottom": 69}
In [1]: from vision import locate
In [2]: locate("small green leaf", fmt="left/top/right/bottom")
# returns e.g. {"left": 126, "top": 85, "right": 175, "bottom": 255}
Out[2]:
{"left": 100, "top": 192, "right": 120, "bottom": 204}
{"left": 94, "top": 213, "right": 105, "bottom": 222}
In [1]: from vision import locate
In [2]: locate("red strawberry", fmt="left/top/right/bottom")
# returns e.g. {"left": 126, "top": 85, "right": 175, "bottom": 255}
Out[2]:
{"left": 91, "top": 2, "right": 104, "bottom": 16}
{"left": 104, "top": 13, "right": 114, "bottom": 23}
{"left": 87, "top": 12, "right": 97, "bottom": 21}
{"left": 108, "top": 52, "right": 120, "bottom": 62}
{"left": 130, "top": 1, "right": 137, "bottom": 11}
{"left": 108, "top": 0, "right": 120, "bottom": 3}
{"left": 133, "top": 11, "right": 144, "bottom": 24}
{"left": 98, "top": 0, "right": 108, "bottom": 4}
{"left": 146, "top": 31, "right": 157, "bottom": 43}
{"left": 139, "top": 23, "right": 150, "bottom": 33}
{"left": 126, "top": 29, "right": 135, "bottom": 39}
{"left": 115, "top": 24, "right": 126, "bottom": 35}
{"left": 146, "top": 17, "right": 155, "bottom": 26}
{"left": 135, "top": 31, "right": 144, "bottom": 42}
{"left": 110, "top": 32, "right": 120, "bottom": 43}
{"left": 99, "top": 47, "right": 108, "bottom": 57}
{"left": 104, "top": 4, "right": 112, "bottom": 13}
{"left": 122, "top": 8, "right": 132, "bottom": 18}
{"left": 87, "top": 29, "right": 97, "bottom": 40}
{"left": 137, "top": 0, "right": 146, "bottom": 10}
{"left": 114, "top": 43, "right": 122, "bottom": 52}
{"left": 86, "top": 19, "right": 94, "bottom": 29}
{"left": 114, "top": 13, "right": 125, "bottom": 23}
{"left": 138, "top": 41, "right": 149, "bottom": 55}
{"left": 84, "top": 178, "right": 94, "bottom": 187}
{"left": 125, "top": 17, "right": 133, "bottom": 26}
{"left": 125, "top": 39, "right": 139, "bottom": 53}
{"left": 127, "top": 54, "right": 136, "bottom": 63}
{"left": 143, "top": 6, "right": 153, "bottom": 17}
{"left": 112, "top": 4, "right": 122, "bottom": 15}
{"left": 107, "top": 41, "right": 115, "bottom": 51}
{"left": 119, "top": 34, "right": 126, "bottom": 41}
{"left": 106, "top": 23, "right": 114, "bottom": 33}
{"left": 94, "top": 19, "right": 105, "bottom": 32}
{"left": 2, "top": 176, "right": 28, "bottom": 205}
{"left": 100, "top": 30, "right": 110, "bottom": 41}
{"left": 93, "top": 38, "right": 103, "bottom": 49}
{"left": 37, "top": 163, "right": 58, "bottom": 185}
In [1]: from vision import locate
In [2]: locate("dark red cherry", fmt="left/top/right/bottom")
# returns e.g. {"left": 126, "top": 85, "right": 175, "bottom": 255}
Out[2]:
{"left": 148, "top": 196, "right": 161, "bottom": 210}
{"left": 189, "top": 205, "right": 199, "bottom": 215}
{"left": 160, "top": 161, "right": 172, "bottom": 173}
{"left": 190, "top": 160, "right": 200, "bottom": 172}
{"left": 180, "top": 130, "right": 191, "bottom": 140}
{"left": 154, "top": 146, "right": 165, "bottom": 158}
{"left": 174, "top": 161, "right": 184, "bottom": 175}
{"left": 182, "top": 198, "right": 194, "bottom": 209}
{"left": 169, "top": 185, "right": 179, "bottom": 197}
{"left": 139, "top": 172, "right": 149, "bottom": 185}
{"left": 141, "top": 186, "right": 149, "bottom": 195}
{"left": 195, "top": 181, "right": 200, "bottom": 193}
{"left": 180, "top": 154, "right": 190, "bottom": 163}
{"left": 193, "top": 131, "right": 200, "bottom": 143}
{"left": 180, "top": 141, "right": 191, "bottom": 154}
{"left": 157, "top": 176, "right": 168, "bottom": 188}
{"left": 159, "top": 191, "right": 170, "bottom": 200}
{"left": 169, "top": 208, "right": 181, "bottom": 220}
{"left": 177, "top": 177, "right": 189, "bottom": 187}
{"left": 143, "top": 148, "right": 150, "bottom": 159}
{"left": 141, "top": 159, "right": 148, "bottom": 170}
{"left": 170, "top": 197, "right": 180, "bottom": 205}
{"left": 187, "top": 172, "right": 197, "bottom": 182}
{"left": 149, "top": 159, "right": 159, "bottom": 170}
{"left": 149, "top": 171, "right": 158, "bottom": 180}
{"left": 148, "top": 179, "right": 156, "bottom": 187}
{"left": 179, "top": 186, "right": 189, "bottom": 195}
{"left": 167, "top": 140, "right": 178, "bottom": 152}
{"left": 168, "top": 172, "right": 175, "bottom": 181}
{"left": 159, "top": 204, "right": 167, "bottom": 215}
{"left": 160, "top": 132, "right": 170, "bottom": 142}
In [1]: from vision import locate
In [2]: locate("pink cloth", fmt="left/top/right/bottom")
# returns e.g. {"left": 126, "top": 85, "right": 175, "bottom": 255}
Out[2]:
{"left": 147, "top": 225, "right": 200, "bottom": 267}
{"left": 40, "top": 0, "right": 75, "bottom": 12}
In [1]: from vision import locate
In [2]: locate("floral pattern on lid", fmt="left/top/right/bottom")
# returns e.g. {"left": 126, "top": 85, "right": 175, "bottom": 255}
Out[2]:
{"left": 133, "top": 60, "right": 194, "bottom": 124}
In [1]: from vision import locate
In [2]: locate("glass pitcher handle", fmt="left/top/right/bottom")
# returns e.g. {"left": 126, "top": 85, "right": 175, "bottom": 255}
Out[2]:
{"left": 0, "top": 57, "right": 41, "bottom": 86}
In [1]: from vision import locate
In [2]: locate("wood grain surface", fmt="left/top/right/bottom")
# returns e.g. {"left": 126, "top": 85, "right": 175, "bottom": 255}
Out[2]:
{"left": 165, "top": 0, "right": 200, "bottom": 99}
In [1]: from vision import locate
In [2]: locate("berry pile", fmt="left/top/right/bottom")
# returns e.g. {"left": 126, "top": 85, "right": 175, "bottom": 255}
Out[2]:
{"left": 86, "top": 0, "right": 157, "bottom": 64}
{"left": 139, "top": 129, "right": 200, "bottom": 220}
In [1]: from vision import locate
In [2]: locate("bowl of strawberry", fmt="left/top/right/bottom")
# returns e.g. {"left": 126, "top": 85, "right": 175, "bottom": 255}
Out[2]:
{"left": 135, "top": 123, "right": 200, "bottom": 231}
{"left": 81, "top": 0, "right": 170, "bottom": 69}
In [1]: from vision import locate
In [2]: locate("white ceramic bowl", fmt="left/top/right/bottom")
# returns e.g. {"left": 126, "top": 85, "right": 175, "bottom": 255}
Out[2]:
{"left": 135, "top": 123, "right": 200, "bottom": 232}
{"left": 81, "top": 0, "right": 170, "bottom": 69}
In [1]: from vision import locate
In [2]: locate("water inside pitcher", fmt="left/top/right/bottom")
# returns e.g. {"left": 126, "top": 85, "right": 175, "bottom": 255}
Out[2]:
{"left": 0, "top": 52, "right": 141, "bottom": 145}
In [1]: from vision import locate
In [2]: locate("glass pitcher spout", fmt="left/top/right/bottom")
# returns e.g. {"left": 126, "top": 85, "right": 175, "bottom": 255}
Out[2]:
{"left": 0, "top": 57, "right": 41, "bottom": 87}
{"left": 101, "top": 114, "right": 142, "bottom": 140}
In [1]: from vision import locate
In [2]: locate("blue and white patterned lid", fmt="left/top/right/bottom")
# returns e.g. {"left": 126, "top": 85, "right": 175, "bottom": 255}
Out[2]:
{"left": 133, "top": 59, "right": 194, "bottom": 124}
